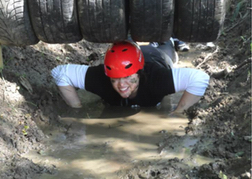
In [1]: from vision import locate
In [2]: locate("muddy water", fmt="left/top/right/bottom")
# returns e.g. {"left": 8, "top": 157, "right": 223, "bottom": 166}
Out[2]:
{"left": 23, "top": 95, "right": 212, "bottom": 179}
{"left": 23, "top": 49, "right": 212, "bottom": 178}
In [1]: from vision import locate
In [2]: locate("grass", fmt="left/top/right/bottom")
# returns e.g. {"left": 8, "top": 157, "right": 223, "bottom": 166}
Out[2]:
{"left": 231, "top": 0, "right": 246, "bottom": 22}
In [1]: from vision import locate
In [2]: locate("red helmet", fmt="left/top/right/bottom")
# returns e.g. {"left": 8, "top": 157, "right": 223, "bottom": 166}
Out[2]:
{"left": 104, "top": 41, "right": 144, "bottom": 78}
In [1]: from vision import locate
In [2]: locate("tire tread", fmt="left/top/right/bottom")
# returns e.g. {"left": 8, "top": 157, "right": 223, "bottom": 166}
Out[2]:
{"left": 0, "top": 0, "right": 38, "bottom": 45}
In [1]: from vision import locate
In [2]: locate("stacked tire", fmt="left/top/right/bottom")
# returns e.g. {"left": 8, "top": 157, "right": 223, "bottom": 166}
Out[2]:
{"left": 0, "top": 0, "right": 228, "bottom": 46}
{"left": 173, "top": 0, "right": 227, "bottom": 42}
{"left": 0, "top": 0, "right": 39, "bottom": 46}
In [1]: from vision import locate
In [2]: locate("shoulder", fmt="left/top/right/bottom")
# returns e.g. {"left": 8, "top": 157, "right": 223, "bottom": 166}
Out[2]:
{"left": 86, "top": 64, "right": 104, "bottom": 75}
{"left": 171, "top": 68, "right": 209, "bottom": 81}
{"left": 85, "top": 64, "right": 111, "bottom": 90}
{"left": 51, "top": 64, "right": 89, "bottom": 76}
{"left": 51, "top": 64, "right": 90, "bottom": 88}
{"left": 142, "top": 63, "right": 175, "bottom": 95}
{"left": 144, "top": 61, "right": 171, "bottom": 76}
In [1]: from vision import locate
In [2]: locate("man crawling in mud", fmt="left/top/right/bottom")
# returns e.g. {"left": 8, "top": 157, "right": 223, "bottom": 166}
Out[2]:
{"left": 51, "top": 38, "right": 209, "bottom": 113}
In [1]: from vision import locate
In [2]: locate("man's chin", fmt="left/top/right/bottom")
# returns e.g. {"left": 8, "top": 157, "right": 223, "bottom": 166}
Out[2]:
{"left": 120, "top": 93, "right": 130, "bottom": 98}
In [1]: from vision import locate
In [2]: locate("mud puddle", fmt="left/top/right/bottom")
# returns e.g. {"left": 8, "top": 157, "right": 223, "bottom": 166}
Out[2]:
{"left": 22, "top": 92, "right": 213, "bottom": 179}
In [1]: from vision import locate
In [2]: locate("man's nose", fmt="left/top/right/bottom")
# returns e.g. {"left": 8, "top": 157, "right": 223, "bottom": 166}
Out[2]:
{"left": 118, "top": 78, "right": 126, "bottom": 85}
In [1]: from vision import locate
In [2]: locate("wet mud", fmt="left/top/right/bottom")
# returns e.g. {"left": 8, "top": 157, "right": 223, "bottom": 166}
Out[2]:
{"left": 0, "top": 1, "right": 251, "bottom": 178}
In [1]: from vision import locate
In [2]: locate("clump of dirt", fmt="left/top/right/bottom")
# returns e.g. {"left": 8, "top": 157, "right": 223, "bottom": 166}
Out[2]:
{"left": 0, "top": 0, "right": 251, "bottom": 178}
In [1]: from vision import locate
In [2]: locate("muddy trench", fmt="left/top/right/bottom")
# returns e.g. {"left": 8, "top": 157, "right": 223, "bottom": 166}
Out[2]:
{"left": 0, "top": 1, "right": 251, "bottom": 178}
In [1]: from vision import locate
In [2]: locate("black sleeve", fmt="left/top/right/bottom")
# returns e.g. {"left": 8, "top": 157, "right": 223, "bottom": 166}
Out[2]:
{"left": 85, "top": 65, "right": 111, "bottom": 96}
{"left": 152, "top": 66, "right": 175, "bottom": 95}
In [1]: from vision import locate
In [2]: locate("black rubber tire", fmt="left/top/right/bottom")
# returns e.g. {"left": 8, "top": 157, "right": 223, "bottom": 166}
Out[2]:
{"left": 130, "top": 0, "right": 174, "bottom": 42}
{"left": 28, "top": 0, "right": 82, "bottom": 44}
{"left": 78, "top": 0, "right": 128, "bottom": 43}
{"left": 0, "top": 0, "right": 38, "bottom": 46}
{"left": 173, "top": 0, "right": 227, "bottom": 42}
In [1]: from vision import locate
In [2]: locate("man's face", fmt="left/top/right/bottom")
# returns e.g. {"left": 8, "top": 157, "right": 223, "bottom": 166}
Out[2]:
{"left": 110, "top": 73, "right": 140, "bottom": 99}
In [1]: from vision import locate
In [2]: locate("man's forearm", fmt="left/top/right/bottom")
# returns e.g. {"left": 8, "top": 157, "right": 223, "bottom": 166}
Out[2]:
{"left": 174, "top": 91, "right": 201, "bottom": 113}
{"left": 58, "top": 85, "right": 82, "bottom": 108}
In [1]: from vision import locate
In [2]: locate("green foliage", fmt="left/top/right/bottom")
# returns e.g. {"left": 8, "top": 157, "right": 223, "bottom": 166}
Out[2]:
{"left": 240, "top": 36, "right": 246, "bottom": 42}
{"left": 218, "top": 171, "right": 228, "bottom": 179}
{"left": 235, "top": 151, "right": 244, "bottom": 157}
{"left": 56, "top": 56, "right": 63, "bottom": 62}
{"left": 22, "top": 125, "right": 29, "bottom": 136}
{"left": 0, "top": 45, "right": 3, "bottom": 73}
{"left": 232, "top": 0, "right": 246, "bottom": 21}
{"left": 246, "top": 69, "right": 251, "bottom": 82}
